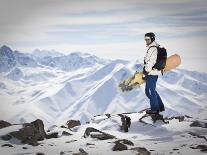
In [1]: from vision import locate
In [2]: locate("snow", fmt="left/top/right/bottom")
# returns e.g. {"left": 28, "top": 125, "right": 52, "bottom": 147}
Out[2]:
{"left": 0, "top": 112, "right": 206, "bottom": 155}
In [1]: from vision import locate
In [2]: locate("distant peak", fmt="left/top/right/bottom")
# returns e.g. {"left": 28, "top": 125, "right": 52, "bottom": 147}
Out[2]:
{"left": 0, "top": 45, "right": 13, "bottom": 51}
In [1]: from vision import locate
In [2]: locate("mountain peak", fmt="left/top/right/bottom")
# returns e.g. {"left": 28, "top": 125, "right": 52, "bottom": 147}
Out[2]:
{"left": 32, "top": 48, "right": 64, "bottom": 58}
{"left": 0, "top": 45, "right": 13, "bottom": 52}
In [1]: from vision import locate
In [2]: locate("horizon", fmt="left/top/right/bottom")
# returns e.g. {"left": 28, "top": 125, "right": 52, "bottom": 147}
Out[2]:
{"left": 0, "top": 0, "right": 207, "bottom": 72}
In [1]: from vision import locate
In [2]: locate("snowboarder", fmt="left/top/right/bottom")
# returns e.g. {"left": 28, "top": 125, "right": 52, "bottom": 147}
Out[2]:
{"left": 142, "top": 32, "right": 165, "bottom": 115}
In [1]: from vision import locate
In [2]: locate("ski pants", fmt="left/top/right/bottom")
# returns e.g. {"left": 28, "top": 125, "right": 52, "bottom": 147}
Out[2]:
{"left": 145, "top": 75, "right": 164, "bottom": 111}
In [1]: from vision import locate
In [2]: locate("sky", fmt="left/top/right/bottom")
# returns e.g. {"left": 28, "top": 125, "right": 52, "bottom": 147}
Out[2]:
{"left": 0, "top": 0, "right": 207, "bottom": 72}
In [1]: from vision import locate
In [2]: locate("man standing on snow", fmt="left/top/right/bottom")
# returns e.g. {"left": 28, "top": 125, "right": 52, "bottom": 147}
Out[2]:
{"left": 142, "top": 32, "right": 165, "bottom": 114}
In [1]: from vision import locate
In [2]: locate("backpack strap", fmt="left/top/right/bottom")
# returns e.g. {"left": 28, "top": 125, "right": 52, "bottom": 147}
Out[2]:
{"left": 147, "top": 45, "right": 163, "bottom": 75}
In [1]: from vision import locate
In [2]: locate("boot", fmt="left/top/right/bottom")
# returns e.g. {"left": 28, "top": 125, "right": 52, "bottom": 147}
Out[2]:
{"left": 146, "top": 109, "right": 159, "bottom": 115}
{"left": 159, "top": 106, "right": 165, "bottom": 112}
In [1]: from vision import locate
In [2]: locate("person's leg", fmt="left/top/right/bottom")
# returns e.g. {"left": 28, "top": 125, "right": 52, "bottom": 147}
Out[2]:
{"left": 145, "top": 78, "right": 150, "bottom": 99}
{"left": 155, "top": 91, "right": 164, "bottom": 109}
{"left": 146, "top": 75, "right": 160, "bottom": 111}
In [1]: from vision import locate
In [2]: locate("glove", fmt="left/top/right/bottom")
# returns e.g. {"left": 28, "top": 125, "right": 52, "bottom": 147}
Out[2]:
{"left": 142, "top": 67, "right": 149, "bottom": 80}
{"left": 143, "top": 68, "right": 149, "bottom": 76}
{"left": 142, "top": 74, "right": 147, "bottom": 80}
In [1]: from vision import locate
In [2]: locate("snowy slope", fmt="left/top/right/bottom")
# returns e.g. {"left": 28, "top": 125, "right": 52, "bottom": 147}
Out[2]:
{"left": 0, "top": 112, "right": 206, "bottom": 155}
{"left": 0, "top": 45, "right": 206, "bottom": 128}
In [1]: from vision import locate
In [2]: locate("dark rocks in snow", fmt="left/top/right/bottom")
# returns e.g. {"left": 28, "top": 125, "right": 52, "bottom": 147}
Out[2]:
{"left": 72, "top": 148, "right": 88, "bottom": 155}
{"left": 112, "top": 139, "right": 134, "bottom": 151}
{"left": 130, "top": 147, "right": 151, "bottom": 155}
{"left": 0, "top": 120, "right": 12, "bottom": 129}
{"left": 105, "top": 113, "right": 111, "bottom": 118}
{"left": 60, "top": 151, "right": 73, "bottom": 155}
{"left": 0, "top": 119, "right": 67, "bottom": 146}
{"left": 62, "top": 131, "right": 72, "bottom": 136}
{"left": 84, "top": 127, "right": 116, "bottom": 140}
{"left": 118, "top": 114, "right": 131, "bottom": 132}
{"left": 188, "top": 132, "right": 207, "bottom": 141}
{"left": 60, "top": 125, "right": 67, "bottom": 128}
{"left": 115, "top": 139, "right": 134, "bottom": 146}
{"left": 66, "top": 120, "right": 81, "bottom": 129}
{"left": 10, "top": 119, "right": 46, "bottom": 146}
{"left": 165, "top": 116, "right": 185, "bottom": 122}
{"left": 1, "top": 143, "right": 14, "bottom": 147}
{"left": 65, "top": 140, "right": 77, "bottom": 143}
{"left": 139, "top": 113, "right": 169, "bottom": 125}
{"left": 190, "top": 145, "right": 207, "bottom": 153}
{"left": 36, "top": 153, "right": 45, "bottom": 155}
{"left": 45, "top": 132, "right": 59, "bottom": 139}
{"left": 1, "top": 134, "right": 12, "bottom": 141}
{"left": 190, "top": 120, "right": 207, "bottom": 128}
{"left": 113, "top": 141, "right": 128, "bottom": 151}
{"left": 86, "top": 143, "right": 95, "bottom": 146}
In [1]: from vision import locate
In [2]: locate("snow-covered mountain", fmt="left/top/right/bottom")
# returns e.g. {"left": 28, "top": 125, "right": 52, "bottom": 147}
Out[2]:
{"left": 0, "top": 45, "right": 206, "bottom": 129}
{"left": 0, "top": 45, "right": 110, "bottom": 73}
{"left": 0, "top": 45, "right": 38, "bottom": 72}
{"left": 0, "top": 45, "right": 207, "bottom": 155}
{"left": 31, "top": 48, "right": 64, "bottom": 59}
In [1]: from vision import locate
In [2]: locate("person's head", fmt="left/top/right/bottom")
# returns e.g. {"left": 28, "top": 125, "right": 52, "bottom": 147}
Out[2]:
{"left": 144, "top": 32, "right": 155, "bottom": 45}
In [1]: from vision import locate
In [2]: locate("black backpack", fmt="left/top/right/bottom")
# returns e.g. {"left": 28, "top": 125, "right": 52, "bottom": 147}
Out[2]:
{"left": 145, "top": 45, "right": 167, "bottom": 75}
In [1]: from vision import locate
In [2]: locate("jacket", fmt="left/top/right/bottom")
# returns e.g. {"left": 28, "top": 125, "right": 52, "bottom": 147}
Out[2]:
{"left": 143, "top": 41, "right": 161, "bottom": 76}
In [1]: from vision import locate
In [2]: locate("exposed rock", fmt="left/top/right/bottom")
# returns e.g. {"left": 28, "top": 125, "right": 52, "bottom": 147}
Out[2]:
{"left": 1, "top": 134, "right": 12, "bottom": 141}
{"left": 65, "top": 140, "right": 77, "bottom": 143}
{"left": 60, "top": 125, "right": 67, "bottom": 128}
{"left": 190, "top": 120, "right": 207, "bottom": 128}
{"left": 62, "top": 131, "right": 72, "bottom": 136}
{"left": 86, "top": 143, "right": 95, "bottom": 146}
{"left": 165, "top": 116, "right": 185, "bottom": 122}
{"left": 46, "top": 132, "right": 59, "bottom": 139}
{"left": 60, "top": 152, "right": 65, "bottom": 155}
{"left": 113, "top": 141, "right": 128, "bottom": 151}
{"left": 105, "top": 113, "right": 111, "bottom": 118}
{"left": 188, "top": 132, "right": 207, "bottom": 141}
{"left": 190, "top": 145, "right": 207, "bottom": 153}
{"left": 118, "top": 114, "right": 131, "bottom": 132}
{"left": 72, "top": 148, "right": 88, "bottom": 155}
{"left": 36, "top": 153, "right": 45, "bottom": 155}
{"left": 0, "top": 120, "right": 11, "bottom": 129}
{"left": 22, "top": 146, "right": 28, "bottom": 149}
{"left": 130, "top": 147, "right": 151, "bottom": 155}
{"left": 1, "top": 143, "right": 13, "bottom": 147}
{"left": 139, "top": 113, "right": 169, "bottom": 125}
{"left": 60, "top": 151, "right": 72, "bottom": 155}
{"left": 9, "top": 119, "right": 46, "bottom": 146}
{"left": 112, "top": 139, "right": 134, "bottom": 151}
{"left": 84, "top": 127, "right": 116, "bottom": 140}
{"left": 66, "top": 120, "right": 81, "bottom": 129}
{"left": 115, "top": 139, "right": 134, "bottom": 146}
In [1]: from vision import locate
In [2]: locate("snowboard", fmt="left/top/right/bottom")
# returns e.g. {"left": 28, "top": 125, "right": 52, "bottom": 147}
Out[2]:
{"left": 119, "top": 54, "right": 181, "bottom": 92}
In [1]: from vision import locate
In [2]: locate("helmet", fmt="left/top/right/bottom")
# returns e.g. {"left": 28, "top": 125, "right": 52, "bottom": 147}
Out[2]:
{"left": 145, "top": 32, "right": 155, "bottom": 42}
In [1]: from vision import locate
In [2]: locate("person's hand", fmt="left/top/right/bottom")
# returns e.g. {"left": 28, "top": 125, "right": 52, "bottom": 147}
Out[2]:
{"left": 143, "top": 69, "right": 149, "bottom": 76}
{"left": 142, "top": 67, "right": 149, "bottom": 80}
{"left": 142, "top": 74, "right": 147, "bottom": 80}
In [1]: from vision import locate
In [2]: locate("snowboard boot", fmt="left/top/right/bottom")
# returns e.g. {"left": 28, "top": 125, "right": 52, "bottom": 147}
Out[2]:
{"left": 146, "top": 109, "right": 159, "bottom": 115}
{"left": 159, "top": 106, "right": 165, "bottom": 112}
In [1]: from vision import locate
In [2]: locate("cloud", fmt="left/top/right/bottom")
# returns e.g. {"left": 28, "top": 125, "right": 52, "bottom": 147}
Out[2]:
{"left": 0, "top": 0, "right": 207, "bottom": 72}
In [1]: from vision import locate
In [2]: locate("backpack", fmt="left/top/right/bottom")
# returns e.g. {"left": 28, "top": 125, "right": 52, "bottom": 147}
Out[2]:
{"left": 148, "top": 45, "right": 167, "bottom": 75}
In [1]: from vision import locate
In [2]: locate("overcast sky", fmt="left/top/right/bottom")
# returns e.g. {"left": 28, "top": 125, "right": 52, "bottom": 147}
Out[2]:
{"left": 0, "top": 0, "right": 207, "bottom": 72}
